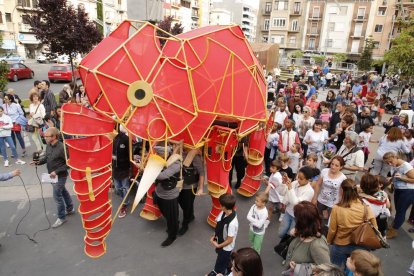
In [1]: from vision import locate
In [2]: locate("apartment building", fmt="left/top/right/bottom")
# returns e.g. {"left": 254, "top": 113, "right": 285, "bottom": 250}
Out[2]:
{"left": 257, "top": 0, "right": 404, "bottom": 60}
{"left": 210, "top": 0, "right": 258, "bottom": 42}
{"left": 163, "top": 0, "right": 206, "bottom": 31}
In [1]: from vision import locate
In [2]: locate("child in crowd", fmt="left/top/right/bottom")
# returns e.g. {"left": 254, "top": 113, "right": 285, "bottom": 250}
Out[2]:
{"left": 208, "top": 194, "right": 238, "bottom": 276}
{"left": 359, "top": 174, "right": 391, "bottom": 236}
{"left": 279, "top": 153, "right": 295, "bottom": 180}
{"left": 278, "top": 119, "right": 300, "bottom": 154}
{"left": 404, "top": 129, "right": 414, "bottom": 161}
{"left": 264, "top": 123, "right": 281, "bottom": 176}
{"left": 264, "top": 160, "right": 284, "bottom": 222}
{"left": 319, "top": 102, "right": 332, "bottom": 122}
{"left": 246, "top": 192, "right": 269, "bottom": 254}
{"left": 358, "top": 123, "right": 378, "bottom": 164}
{"left": 287, "top": 143, "right": 301, "bottom": 177}
{"left": 346, "top": 250, "right": 383, "bottom": 276}
{"left": 304, "top": 153, "right": 321, "bottom": 188}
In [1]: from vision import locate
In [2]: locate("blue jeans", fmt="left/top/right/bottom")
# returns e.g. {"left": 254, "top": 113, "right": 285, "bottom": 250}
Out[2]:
{"left": 0, "top": 136, "right": 17, "bottom": 160}
{"left": 278, "top": 212, "right": 295, "bottom": 238}
{"left": 330, "top": 244, "right": 368, "bottom": 269}
{"left": 114, "top": 177, "right": 130, "bottom": 206}
{"left": 52, "top": 176, "right": 73, "bottom": 220}
{"left": 393, "top": 189, "right": 414, "bottom": 229}
{"left": 11, "top": 130, "right": 25, "bottom": 151}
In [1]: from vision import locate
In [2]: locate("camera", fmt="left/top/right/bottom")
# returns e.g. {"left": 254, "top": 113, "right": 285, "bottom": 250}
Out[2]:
{"left": 33, "top": 152, "right": 40, "bottom": 162}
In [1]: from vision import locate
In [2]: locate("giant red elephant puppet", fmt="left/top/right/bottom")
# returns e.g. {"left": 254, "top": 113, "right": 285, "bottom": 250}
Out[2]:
{"left": 61, "top": 20, "right": 269, "bottom": 258}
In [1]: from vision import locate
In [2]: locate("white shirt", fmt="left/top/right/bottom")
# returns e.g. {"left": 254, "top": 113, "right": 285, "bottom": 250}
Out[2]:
{"left": 317, "top": 168, "right": 347, "bottom": 208}
{"left": 277, "top": 181, "right": 314, "bottom": 217}
{"left": 216, "top": 211, "right": 238, "bottom": 251}
{"left": 337, "top": 146, "right": 364, "bottom": 178}
{"left": 274, "top": 110, "right": 288, "bottom": 125}
{"left": 297, "top": 116, "right": 315, "bottom": 138}
{"left": 268, "top": 172, "right": 283, "bottom": 203}
{"left": 29, "top": 103, "right": 46, "bottom": 119}
{"left": 399, "top": 109, "right": 414, "bottom": 128}
{"left": 288, "top": 151, "right": 300, "bottom": 173}
{"left": 304, "top": 129, "right": 328, "bottom": 153}
{"left": 358, "top": 131, "right": 371, "bottom": 148}
{"left": 247, "top": 205, "right": 269, "bottom": 235}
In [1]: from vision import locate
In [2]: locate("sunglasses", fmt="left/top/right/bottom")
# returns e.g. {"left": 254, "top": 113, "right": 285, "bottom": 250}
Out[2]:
{"left": 304, "top": 111, "right": 309, "bottom": 113}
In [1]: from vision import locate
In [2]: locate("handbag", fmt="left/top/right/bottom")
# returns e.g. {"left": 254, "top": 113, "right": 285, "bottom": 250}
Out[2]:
{"left": 30, "top": 104, "right": 43, "bottom": 127}
{"left": 350, "top": 200, "right": 390, "bottom": 250}
{"left": 26, "top": 125, "right": 35, "bottom": 133}
{"left": 11, "top": 123, "right": 22, "bottom": 132}
{"left": 274, "top": 234, "right": 295, "bottom": 260}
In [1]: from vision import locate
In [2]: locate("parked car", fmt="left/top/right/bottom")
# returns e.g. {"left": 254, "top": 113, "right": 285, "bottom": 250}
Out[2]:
{"left": 0, "top": 54, "right": 25, "bottom": 63}
{"left": 36, "top": 54, "right": 48, "bottom": 63}
{"left": 7, "top": 63, "right": 34, "bottom": 82}
{"left": 48, "top": 64, "right": 79, "bottom": 83}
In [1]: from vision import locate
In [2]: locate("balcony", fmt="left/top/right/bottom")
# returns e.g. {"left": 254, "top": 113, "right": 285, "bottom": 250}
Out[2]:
{"left": 261, "top": 27, "right": 270, "bottom": 32}
{"left": 402, "top": 0, "right": 414, "bottom": 5}
{"left": 350, "top": 32, "right": 365, "bottom": 38}
{"left": 286, "top": 43, "right": 299, "bottom": 48}
{"left": 263, "top": 8, "right": 272, "bottom": 15}
{"left": 171, "top": 1, "right": 180, "bottom": 8}
{"left": 353, "top": 15, "right": 367, "bottom": 22}
{"left": 192, "top": 12, "right": 199, "bottom": 18}
{"left": 290, "top": 10, "right": 301, "bottom": 16}
{"left": 308, "top": 15, "right": 322, "bottom": 20}
{"left": 288, "top": 27, "right": 301, "bottom": 32}
{"left": 18, "top": 23, "right": 33, "bottom": 33}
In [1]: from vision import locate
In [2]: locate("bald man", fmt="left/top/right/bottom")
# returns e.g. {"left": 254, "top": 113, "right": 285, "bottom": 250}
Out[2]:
{"left": 31, "top": 127, "right": 74, "bottom": 228}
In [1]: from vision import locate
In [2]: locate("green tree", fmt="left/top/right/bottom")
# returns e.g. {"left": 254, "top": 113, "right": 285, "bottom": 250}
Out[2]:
{"left": 26, "top": 0, "right": 102, "bottom": 84}
{"left": 333, "top": 53, "right": 347, "bottom": 63}
{"left": 311, "top": 54, "right": 325, "bottom": 65}
{"left": 0, "top": 61, "right": 8, "bottom": 93}
{"left": 384, "top": 16, "right": 414, "bottom": 81}
{"left": 358, "top": 37, "right": 375, "bottom": 71}
{"left": 290, "top": 50, "right": 304, "bottom": 58}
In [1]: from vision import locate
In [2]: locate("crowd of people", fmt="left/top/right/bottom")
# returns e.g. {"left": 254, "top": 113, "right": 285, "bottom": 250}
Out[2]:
{"left": 2, "top": 67, "right": 414, "bottom": 275}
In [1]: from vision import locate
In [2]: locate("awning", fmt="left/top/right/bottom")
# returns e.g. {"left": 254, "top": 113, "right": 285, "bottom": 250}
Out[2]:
{"left": 1, "top": 39, "right": 16, "bottom": 50}
{"left": 18, "top": 33, "right": 40, "bottom": 45}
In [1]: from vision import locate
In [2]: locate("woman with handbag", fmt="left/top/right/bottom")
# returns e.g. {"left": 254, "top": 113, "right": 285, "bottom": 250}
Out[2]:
{"left": 327, "top": 179, "right": 378, "bottom": 269}
{"left": 382, "top": 152, "right": 414, "bottom": 239}
{"left": 370, "top": 127, "right": 410, "bottom": 177}
{"left": 2, "top": 94, "right": 26, "bottom": 157}
{"left": 28, "top": 93, "right": 46, "bottom": 154}
{"left": 283, "top": 201, "right": 330, "bottom": 274}
{"left": 0, "top": 107, "right": 25, "bottom": 166}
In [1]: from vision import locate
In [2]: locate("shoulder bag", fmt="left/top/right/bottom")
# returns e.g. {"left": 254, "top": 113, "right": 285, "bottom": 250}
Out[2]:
{"left": 350, "top": 200, "right": 390, "bottom": 250}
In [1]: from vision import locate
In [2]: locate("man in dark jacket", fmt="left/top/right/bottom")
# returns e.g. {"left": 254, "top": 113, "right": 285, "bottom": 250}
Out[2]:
{"left": 112, "top": 127, "right": 130, "bottom": 218}
{"left": 31, "top": 127, "right": 74, "bottom": 228}
{"left": 41, "top": 80, "right": 57, "bottom": 116}
{"left": 329, "top": 102, "right": 346, "bottom": 136}
{"left": 354, "top": 107, "right": 374, "bottom": 133}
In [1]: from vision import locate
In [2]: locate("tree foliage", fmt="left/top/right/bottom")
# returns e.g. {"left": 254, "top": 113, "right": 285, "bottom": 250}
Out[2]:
{"left": 0, "top": 61, "right": 8, "bottom": 92}
{"left": 384, "top": 16, "right": 414, "bottom": 80}
{"left": 156, "top": 16, "right": 184, "bottom": 47}
{"left": 333, "top": 53, "right": 347, "bottom": 63}
{"left": 358, "top": 37, "right": 374, "bottom": 71}
{"left": 311, "top": 55, "right": 325, "bottom": 65}
{"left": 290, "top": 50, "right": 304, "bottom": 59}
{"left": 26, "top": 0, "right": 102, "bottom": 83}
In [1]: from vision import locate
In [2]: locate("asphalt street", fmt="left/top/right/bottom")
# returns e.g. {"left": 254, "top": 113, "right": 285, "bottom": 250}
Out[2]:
{"left": 0, "top": 80, "right": 412, "bottom": 275}
{"left": 6, "top": 60, "right": 72, "bottom": 100}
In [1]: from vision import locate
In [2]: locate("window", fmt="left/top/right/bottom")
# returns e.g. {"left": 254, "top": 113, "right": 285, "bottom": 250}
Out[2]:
{"left": 274, "top": 1, "right": 288, "bottom": 10}
{"left": 327, "top": 39, "right": 333, "bottom": 47}
{"left": 118, "top": 0, "right": 122, "bottom": 5}
{"left": 292, "top": 20, "right": 298, "bottom": 31}
{"left": 21, "top": 14, "right": 30, "bottom": 24}
{"left": 33, "top": 0, "right": 38, "bottom": 7}
{"left": 0, "top": 12, "right": 3, "bottom": 24}
{"left": 339, "top": 6, "right": 348, "bottom": 15}
{"left": 378, "top": 7, "right": 387, "bottom": 16}
{"left": 309, "top": 38, "right": 316, "bottom": 49}
{"left": 310, "top": 22, "right": 318, "bottom": 34}
{"left": 289, "top": 36, "right": 296, "bottom": 44}
{"left": 373, "top": 41, "right": 380, "bottom": 49}
{"left": 17, "top": 0, "right": 30, "bottom": 7}
{"left": 264, "top": 19, "right": 270, "bottom": 30}
{"left": 374, "top": 24, "right": 383, "bottom": 32}
{"left": 312, "top": 7, "right": 320, "bottom": 18}
{"left": 273, "top": 18, "right": 286, "bottom": 27}
{"left": 357, "top": 8, "right": 365, "bottom": 19}
{"left": 5, "top": 13, "right": 11, "bottom": 22}
{"left": 265, "top": 2, "right": 272, "bottom": 13}
{"left": 294, "top": 2, "right": 300, "bottom": 13}
{"left": 270, "top": 35, "right": 285, "bottom": 44}
{"left": 328, "top": 22, "right": 335, "bottom": 32}
{"left": 263, "top": 36, "right": 268, "bottom": 43}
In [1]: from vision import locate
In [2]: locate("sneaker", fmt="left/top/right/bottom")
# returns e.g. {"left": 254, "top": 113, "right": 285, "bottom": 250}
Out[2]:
{"left": 4, "top": 160, "right": 9, "bottom": 167}
{"left": 161, "top": 237, "right": 176, "bottom": 247}
{"left": 66, "top": 207, "right": 75, "bottom": 216}
{"left": 15, "top": 159, "right": 26, "bottom": 165}
{"left": 52, "top": 218, "right": 67, "bottom": 228}
{"left": 386, "top": 228, "right": 398, "bottom": 239}
{"left": 118, "top": 206, "right": 127, "bottom": 218}
{"left": 21, "top": 150, "right": 26, "bottom": 157}
{"left": 279, "top": 213, "right": 285, "bottom": 222}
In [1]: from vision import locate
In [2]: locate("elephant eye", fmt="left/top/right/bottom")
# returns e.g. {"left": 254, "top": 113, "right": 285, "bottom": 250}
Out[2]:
{"left": 127, "top": 80, "right": 153, "bottom": 107}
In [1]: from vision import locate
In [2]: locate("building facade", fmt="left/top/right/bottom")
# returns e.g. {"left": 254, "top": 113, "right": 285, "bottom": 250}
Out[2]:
{"left": 0, "top": 0, "right": 127, "bottom": 58}
{"left": 257, "top": 0, "right": 402, "bottom": 60}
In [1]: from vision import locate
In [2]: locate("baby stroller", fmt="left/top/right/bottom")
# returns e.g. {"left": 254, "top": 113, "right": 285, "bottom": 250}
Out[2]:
{"left": 384, "top": 96, "right": 399, "bottom": 114}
